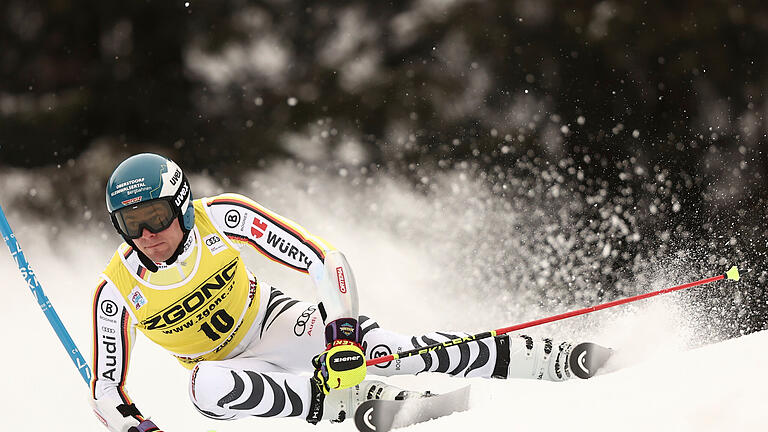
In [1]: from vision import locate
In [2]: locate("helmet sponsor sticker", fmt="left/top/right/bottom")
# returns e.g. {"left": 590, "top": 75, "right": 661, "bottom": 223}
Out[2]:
{"left": 129, "top": 285, "right": 148, "bottom": 310}
{"left": 175, "top": 180, "right": 189, "bottom": 208}
{"left": 204, "top": 234, "right": 226, "bottom": 256}
{"left": 169, "top": 169, "right": 181, "bottom": 186}
{"left": 121, "top": 196, "right": 143, "bottom": 206}
{"left": 159, "top": 160, "right": 183, "bottom": 198}
{"left": 111, "top": 178, "right": 149, "bottom": 197}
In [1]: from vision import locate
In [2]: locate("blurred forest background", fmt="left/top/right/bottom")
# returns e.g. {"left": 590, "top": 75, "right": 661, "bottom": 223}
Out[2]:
{"left": 1, "top": 1, "right": 767, "bottom": 338}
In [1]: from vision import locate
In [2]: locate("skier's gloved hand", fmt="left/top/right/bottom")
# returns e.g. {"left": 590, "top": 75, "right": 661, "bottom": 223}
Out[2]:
{"left": 127, "top": 420, "right": 162, "bottom": 432}
{"left": 313, "top": 340, "right": 366, "bottom": 394}
{"left": 312, "top": 318, "right": 366, "bottom": 394}
{"left": 89, "top": 398, "right": 161, "bottom": 432}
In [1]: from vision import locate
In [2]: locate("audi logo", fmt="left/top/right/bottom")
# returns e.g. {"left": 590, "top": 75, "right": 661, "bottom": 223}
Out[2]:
{"left": 294, "top": 305, "right": 317, "bottom": 336}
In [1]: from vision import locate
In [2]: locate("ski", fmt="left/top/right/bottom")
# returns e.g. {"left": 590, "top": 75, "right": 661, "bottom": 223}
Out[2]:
{"left": 353, "top": 386, "right": 470, "bottom": 432}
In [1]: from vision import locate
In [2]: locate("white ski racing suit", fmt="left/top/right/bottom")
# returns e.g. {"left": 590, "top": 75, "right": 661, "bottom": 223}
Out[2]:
{"left": 90, "top": 193, "right": 576, "bottom": 431}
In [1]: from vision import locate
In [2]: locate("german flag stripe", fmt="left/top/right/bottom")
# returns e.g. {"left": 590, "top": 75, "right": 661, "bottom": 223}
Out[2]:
{"left": 123, "top": 247, "right": 133, "bottom": 259}
{"left": 137, "top": 266, "right": 147, "bottom": 279}
{"left": 117, "top": 309, "right": 135, "bottom": 413}
{"left": 91, "top": 280, "right": 108, "bottom": 398}
{"left": 226, "top": 233, "right": 309, "bottom": 274}
{"left": 208, "top": 197, "right": 328, "bottom": 261}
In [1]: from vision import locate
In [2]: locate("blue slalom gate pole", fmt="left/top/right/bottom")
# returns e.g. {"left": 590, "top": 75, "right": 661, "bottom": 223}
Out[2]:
{"left": 0, "top": 201, "right": 92, "bottom": 386}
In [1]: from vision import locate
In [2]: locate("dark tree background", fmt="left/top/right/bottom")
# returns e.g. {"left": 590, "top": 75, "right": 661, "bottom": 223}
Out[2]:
{"left": 1, "top": 0, "right": 767, "bottom": 337}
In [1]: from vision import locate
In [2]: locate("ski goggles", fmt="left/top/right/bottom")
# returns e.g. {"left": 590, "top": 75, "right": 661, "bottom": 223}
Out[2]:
{"left": 112, "top": 198, "right": 178, "bottom": 239}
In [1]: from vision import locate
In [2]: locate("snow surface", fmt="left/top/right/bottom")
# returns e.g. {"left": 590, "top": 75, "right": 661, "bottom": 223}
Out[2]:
{"left": 1, "top": 220, "right": 763, "bottom": 432}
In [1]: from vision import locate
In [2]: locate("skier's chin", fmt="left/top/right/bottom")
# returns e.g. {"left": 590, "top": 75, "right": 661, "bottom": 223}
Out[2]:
{"left": 139, "top": 243, "right": 172, "bottom": 262}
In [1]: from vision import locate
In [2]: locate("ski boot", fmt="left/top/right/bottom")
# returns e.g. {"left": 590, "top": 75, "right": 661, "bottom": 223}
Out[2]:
{"left": 504, "top": 335, "right": 612, "bottom": 381}
{"left": 320, "top": 380, "right": 425, "bottom": 423}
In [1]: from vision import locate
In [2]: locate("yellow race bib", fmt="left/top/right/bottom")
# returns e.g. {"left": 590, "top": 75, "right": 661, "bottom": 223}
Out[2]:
{"left": 103, "top": 200, "right": 260, "bottom": 368}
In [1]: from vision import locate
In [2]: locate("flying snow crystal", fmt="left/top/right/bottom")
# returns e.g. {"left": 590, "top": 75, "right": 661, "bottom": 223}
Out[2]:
{"left": 184, "top": 2, "right": 189, "bottom": 7}
{"left": 633, "top": 129, "right": 640, "bottom": 138}
{"left": 287, "top": 97, "right": 298, "bottom": 106}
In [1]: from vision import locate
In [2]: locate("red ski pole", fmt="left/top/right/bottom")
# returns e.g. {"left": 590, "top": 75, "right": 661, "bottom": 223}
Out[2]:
{"left": 366, "top": 266, "right": 740, "bottom": 367}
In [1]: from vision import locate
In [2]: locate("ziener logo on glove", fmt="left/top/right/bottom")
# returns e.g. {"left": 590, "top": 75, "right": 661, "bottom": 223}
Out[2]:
{"left": 329, "top": 352, "right": 364, "bottom": 370}
{"left": 332, "top": 355, "right": 361, "bottom": 363}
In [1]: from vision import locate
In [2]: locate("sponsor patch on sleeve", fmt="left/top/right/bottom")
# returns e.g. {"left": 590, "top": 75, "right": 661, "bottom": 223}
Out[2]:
{"left": 336, "top": 267, "right": 347, "bottom": 293}
{"left": 204, "top": 234, "right": 227, "bottom": 255}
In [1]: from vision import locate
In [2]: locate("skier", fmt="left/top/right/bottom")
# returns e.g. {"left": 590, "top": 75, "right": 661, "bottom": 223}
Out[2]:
{"left": 90, "top": 153, "right": 611, "bottom": 432}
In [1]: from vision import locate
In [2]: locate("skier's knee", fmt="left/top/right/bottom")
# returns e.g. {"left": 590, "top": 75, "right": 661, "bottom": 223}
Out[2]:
{"left": 189, "top": 362, "right": 235, "bottom": 418}
{"left": 359, "top": 315, "right": 380, "bottom": 340}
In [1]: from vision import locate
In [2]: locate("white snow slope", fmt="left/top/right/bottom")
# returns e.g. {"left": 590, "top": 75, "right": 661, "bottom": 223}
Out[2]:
{"left": 2, "top": 222, "right": 764, "bottom": 432}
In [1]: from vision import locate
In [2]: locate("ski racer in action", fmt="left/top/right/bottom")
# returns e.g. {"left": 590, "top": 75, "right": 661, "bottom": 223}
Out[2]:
{"left": 90, "top": 153, "right": 612, "bottom": 432}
